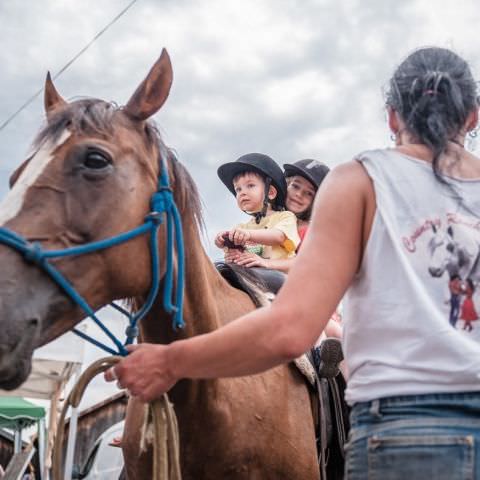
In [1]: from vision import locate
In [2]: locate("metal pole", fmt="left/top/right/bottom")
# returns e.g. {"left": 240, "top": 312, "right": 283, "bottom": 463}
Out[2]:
{"left": 38, "top": 418, "right": 46, "bottom": 480}
{"left": 14, "top": 427, "right": 22, "bottom": 453}
{"left": 63, "top": 406, "right": 78, "bottom": 480}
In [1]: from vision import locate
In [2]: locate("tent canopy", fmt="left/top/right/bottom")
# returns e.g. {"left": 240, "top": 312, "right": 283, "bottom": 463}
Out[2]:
{"left": 0, "top": 396, "right": 45, "bottom": 430}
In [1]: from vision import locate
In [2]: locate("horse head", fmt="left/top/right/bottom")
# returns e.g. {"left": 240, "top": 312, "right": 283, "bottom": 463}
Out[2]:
{"left": 428, "top": 224, "right": 456, "bottom": 278}
{"left": 0, "top": 50, "right": 175, "bottom": 389}
{"left": 428, "top": 223, "right": 478, "bottom": 280}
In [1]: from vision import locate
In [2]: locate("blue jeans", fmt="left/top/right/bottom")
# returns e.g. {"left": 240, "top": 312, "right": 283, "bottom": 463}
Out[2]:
{"left": 345, "top": 392, "right": 480, "bottom": 479}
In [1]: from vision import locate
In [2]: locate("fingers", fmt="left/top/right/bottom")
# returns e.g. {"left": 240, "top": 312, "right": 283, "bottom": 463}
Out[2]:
{"left": 105, "top": 366, "right": 118, "bottom": 382}
{"left": 228, "top": 229, "right": 249, "bottom": 246}
{"left": 225, "top": 249, "right": 241, "bottom": 263}
{"left": 105, "top": 367, "right": 136, "bottom": 398}
{"left": 238, "top": 258, "right": 260, "bottom": 268}
{"left": 103, "top": 343, "right": 176, "bottom": 402}
{"left": 230, "top": 252, "right": 263, "bottom": 268}
{"left": 214, "top": 232, "right": 226, "bottom": 248}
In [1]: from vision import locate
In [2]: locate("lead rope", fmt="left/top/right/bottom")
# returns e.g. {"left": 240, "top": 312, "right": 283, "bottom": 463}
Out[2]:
{"left": 52, "top": 357, "right": 181, "bottom": 480}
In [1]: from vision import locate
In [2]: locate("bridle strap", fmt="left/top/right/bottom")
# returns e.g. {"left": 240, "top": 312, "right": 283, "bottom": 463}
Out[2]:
{"left": 0, "top": 157, "right": 185, "bottom": 357}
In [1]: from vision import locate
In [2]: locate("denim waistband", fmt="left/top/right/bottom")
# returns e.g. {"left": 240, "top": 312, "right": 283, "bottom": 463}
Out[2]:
{"left": 352, "top": 391, "right": 480, "bottom": 413}
{"left": 348, "top": 391, "right": 480, "bottom": 444}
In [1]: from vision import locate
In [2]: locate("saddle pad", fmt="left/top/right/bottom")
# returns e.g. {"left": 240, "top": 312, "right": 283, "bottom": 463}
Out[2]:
{"left": 293, "top": 354, "right": 316, "bottom": 387}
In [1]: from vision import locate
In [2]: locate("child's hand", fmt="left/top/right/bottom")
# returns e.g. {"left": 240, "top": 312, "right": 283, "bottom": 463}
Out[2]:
{"left": 232, "top": 252, "right": 269, "bottom": 268}
{"left": 228, "top": 228, "right": 251, "bottom": 246}
{"left": 224, "top": 249, "right": 243, "bottom": 263}
{"left": 214, "top": 231, "right": 229, "bottom": 248}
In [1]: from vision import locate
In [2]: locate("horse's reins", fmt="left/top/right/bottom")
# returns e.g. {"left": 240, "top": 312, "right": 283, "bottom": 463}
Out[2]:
{"left": 0, "top": 150, "right": 186, "bottom": 479}
{"left": 52, "top": 357, "right": 181, "bottom": 480}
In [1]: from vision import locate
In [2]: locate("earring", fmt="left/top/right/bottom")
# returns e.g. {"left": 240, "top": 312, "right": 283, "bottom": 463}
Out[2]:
{"left": 466, "top": 127, "right": 478, "bottom": 151}
{"left": 390, "top": 133, "right": 396, "bottom": 142}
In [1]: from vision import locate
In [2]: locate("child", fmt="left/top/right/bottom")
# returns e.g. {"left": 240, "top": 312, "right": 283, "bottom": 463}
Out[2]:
{"left": 283, "top": 158, "right": 330, "bottom": 248}
{"left": 215, "top": 153, "right": 300, "bottom": 261}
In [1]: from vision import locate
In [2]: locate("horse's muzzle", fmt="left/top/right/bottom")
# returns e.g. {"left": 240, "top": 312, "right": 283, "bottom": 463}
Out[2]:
{"left": 0, "top": 320, "right": 38, "bottom": 389}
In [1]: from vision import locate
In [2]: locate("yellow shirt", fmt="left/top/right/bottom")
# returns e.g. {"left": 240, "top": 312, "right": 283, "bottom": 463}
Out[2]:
{"left": 235, "top": 211, "right": 300, "bottom": 260}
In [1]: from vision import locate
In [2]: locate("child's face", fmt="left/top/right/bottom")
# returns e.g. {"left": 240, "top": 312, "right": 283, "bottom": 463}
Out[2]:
{"left": 233, "top": 172, "right": 266, "bottom": 212}
{"left": 286, "top": 175, "right": 316, "bottom": 215}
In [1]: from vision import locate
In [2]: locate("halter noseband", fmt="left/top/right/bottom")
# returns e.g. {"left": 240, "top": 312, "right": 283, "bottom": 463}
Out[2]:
{"left": 0, "top": 153, "right": 185, "bottom": 357}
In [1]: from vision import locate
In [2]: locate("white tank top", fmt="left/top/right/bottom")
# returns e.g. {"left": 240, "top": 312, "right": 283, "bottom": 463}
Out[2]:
{"left": 343, "top": 148, "right": 480, "bottom": 405}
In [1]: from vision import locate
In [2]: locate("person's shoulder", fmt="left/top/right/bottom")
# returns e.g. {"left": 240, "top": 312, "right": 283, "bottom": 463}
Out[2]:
{"left": 353, "top": 148, "right": 390, "bottom": 163}
{"left": 324, "top": 159, "right": 372, "bottom": 193}
{"left": 272, "top": 210, "right": 296, "bottom": 219}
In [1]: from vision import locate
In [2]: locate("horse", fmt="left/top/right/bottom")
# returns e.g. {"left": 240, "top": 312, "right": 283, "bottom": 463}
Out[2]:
{"left": 0, "top": 50, "right": 323, "bottom": 479}
{"left": 428, "top": 223, "right": 480, "bottom": 282}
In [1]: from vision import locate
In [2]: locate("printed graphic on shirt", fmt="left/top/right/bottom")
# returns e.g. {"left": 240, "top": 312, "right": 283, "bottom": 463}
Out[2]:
{"left": 244, "top": 242, "right": 263, "bottom": 256}
{"left": 403, "top": 212, "right": 480, "bottom": 337}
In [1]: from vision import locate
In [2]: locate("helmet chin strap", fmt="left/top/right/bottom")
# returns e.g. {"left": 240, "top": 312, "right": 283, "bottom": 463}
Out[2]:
{"left": 243, "top": 177, "right": 272, "bottom": 224}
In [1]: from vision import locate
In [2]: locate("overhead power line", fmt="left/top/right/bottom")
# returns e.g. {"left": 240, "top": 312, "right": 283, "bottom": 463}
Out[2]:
{"left": 0, "top": 0, "right": 139, "bottom": 133}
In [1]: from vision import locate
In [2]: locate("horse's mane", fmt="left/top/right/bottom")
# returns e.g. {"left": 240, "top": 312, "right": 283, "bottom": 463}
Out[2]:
{"left": 34, "top": 98, "right": 119, "bottom": 146}
{"left": 34, "top": 98, "right": 206, "bottom": 233}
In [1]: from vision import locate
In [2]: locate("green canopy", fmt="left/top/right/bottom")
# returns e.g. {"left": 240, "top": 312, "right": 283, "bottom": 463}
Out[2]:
{"left": 0, "top": 397, "right": 45, "bottom": 430}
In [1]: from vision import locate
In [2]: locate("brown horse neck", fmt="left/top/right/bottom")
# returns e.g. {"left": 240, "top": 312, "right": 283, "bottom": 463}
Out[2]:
{"left": 141, "top": 219, "right": 253, "bottom": 343}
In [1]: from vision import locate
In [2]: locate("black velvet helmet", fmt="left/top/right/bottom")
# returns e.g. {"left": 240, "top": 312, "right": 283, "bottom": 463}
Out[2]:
{"left": 217, "top": 153, "right": 287, "bottom": 208}
{"left": 283, "top": 159, "right": 330, "bottom": 190}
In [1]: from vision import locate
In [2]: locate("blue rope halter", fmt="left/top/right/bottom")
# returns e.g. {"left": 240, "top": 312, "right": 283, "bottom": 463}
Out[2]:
{"left": 0, "top": 155, "right": 185, "bottom": 357}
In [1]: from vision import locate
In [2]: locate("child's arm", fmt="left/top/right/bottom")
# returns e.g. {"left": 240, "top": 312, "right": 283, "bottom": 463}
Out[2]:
{"left": 228, "top": 227, "right": 286, "bottom": 247}
{"left": 232, "top": 252, "right": 294, "bottom": 273}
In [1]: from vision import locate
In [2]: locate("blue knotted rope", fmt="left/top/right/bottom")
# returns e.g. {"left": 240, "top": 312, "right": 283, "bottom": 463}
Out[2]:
{"left": 0, "top": 159, "right": 185, "bottom": 356}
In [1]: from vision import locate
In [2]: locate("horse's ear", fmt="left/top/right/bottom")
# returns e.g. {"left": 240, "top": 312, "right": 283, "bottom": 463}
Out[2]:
{"left": 44, "top": 72, "right": 67, "bottom": 119}
{"left": 124, "top": 48, "right": 173, "bottom": 122}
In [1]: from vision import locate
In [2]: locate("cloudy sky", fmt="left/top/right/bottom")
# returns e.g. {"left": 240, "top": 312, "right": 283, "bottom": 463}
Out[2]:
{"left": 2, "top": 0, "right": 480, "bottom": 407}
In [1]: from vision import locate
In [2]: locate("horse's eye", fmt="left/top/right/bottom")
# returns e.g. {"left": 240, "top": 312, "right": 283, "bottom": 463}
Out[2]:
{"left": 84, "top": 151, "right": 110, "bottom": 170}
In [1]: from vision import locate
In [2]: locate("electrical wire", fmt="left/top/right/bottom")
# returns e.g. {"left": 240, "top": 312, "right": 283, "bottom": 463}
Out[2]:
{"left": 0, "top": 0, "right": 139, "bottom": 133}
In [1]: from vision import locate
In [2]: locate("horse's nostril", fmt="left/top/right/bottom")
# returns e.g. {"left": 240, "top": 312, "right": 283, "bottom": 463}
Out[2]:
{"left": 28, "top": 318, "right": 39, "bottom": 329}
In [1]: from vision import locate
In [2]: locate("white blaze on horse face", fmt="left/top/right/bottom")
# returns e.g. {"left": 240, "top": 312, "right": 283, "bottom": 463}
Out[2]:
{"left": 0, "top": 130, "right": 71, "bottom": 226}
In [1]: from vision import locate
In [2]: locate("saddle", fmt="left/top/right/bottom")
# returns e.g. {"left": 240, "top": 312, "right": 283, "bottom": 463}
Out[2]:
{"left": 215, "top": 262, "right": 286, "bottom": 303}
{"left": 248, "top": 267, "right": 286, "bottom": 294}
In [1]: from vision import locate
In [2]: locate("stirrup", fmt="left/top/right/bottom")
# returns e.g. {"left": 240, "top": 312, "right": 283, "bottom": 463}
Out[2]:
{"left": 312, "top": 338, "right": 343, "bottom": 378}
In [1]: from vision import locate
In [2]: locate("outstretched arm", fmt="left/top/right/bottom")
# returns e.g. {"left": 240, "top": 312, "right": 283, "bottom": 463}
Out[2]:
{"left": 105, "top": 161, "right": 374, "bottom": 402}
{"left": 227, "top": 227, "right": 286, "bottom": 247}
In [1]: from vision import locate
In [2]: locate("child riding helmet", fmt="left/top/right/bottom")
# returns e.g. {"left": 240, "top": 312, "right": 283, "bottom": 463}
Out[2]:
{"left": 283, "top": 159, "right": 330, "bottom": 191}
{"left": 217, "top": 153, "right": 287, "bottom": 222}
